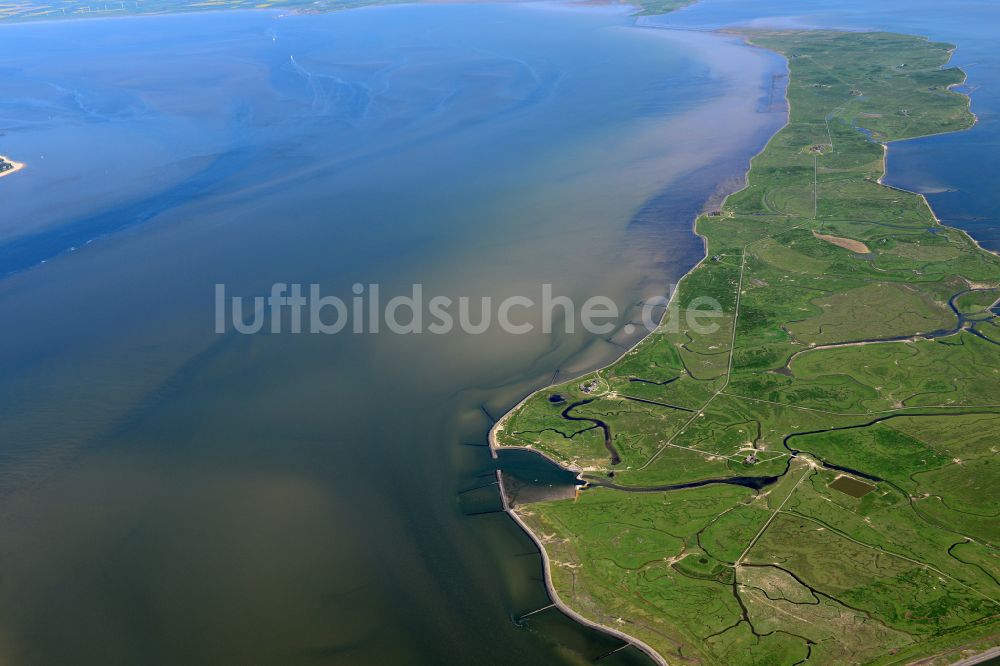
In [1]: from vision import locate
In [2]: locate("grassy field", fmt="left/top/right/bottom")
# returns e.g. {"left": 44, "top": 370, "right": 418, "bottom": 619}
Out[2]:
{"left": 495, "top": 30, "right": 1000, "bottom": 665}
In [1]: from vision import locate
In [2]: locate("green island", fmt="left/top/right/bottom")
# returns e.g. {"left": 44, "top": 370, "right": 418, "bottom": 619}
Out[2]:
{"left": 493, "top": 30, "right": 1000, "bottom": 665}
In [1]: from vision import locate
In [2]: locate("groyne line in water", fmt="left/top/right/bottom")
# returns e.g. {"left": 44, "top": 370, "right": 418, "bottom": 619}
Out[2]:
{"left": 487, "top": 21, "right": 795, "bottom": 664}
{"left": 486, "top": 17, "right": 1000, "bottom": 665}
{"left": 493, "top": 468, "right": 669, "bottom": 666}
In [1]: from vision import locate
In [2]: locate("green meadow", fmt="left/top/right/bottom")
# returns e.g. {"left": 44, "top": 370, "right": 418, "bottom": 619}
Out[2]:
{"left": 496, "top": 31, "right": 1000, "bottom": 664}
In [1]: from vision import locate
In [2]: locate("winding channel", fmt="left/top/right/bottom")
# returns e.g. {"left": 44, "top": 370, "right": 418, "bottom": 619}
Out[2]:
{"left": 560, "top": 399, "right": 622, "bottom": 466}
{"left": 537, "top": 289, "right": 1000, "bottom": 498}
{"left": 779, "top": 287, "right": 1000, "bottom": 374}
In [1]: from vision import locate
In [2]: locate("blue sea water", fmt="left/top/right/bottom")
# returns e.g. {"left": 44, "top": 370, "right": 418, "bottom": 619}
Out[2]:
{"left": 644, "top": 0, "right": 1000, "bottom": 250}
{"left": 0, "top": 5, "right": 786, "bottom": 664}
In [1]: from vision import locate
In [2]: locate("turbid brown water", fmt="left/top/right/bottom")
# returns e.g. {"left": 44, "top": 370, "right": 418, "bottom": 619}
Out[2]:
{"left": 0, "top": 5, "right": 786, "bottom": 663}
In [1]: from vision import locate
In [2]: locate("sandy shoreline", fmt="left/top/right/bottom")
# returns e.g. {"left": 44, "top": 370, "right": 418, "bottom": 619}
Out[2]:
{"left": 488, "top": 25, "right": 993, "bottom": 666}
{"left": 487, "top": 24, "right": 795, "bottom": 666}
{"left": 0, "top": 155, "right": 25, "bottom": 179}
{"left": 493, "top": 467, "right": 670, "bottom": 666}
